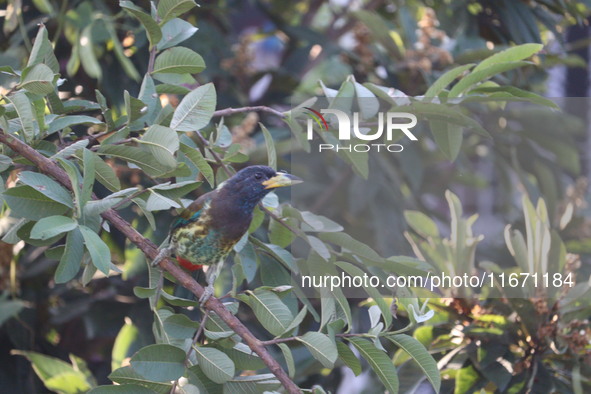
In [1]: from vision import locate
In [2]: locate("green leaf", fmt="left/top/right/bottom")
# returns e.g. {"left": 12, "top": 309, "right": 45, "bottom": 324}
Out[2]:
{"left": 222, "top": 374, "right": 281, "bottom": 393}
{"left": 124, "top": 91, "right": 148, "bottom": 125}
{"left": 79, "top": 225, "right": 111, "bottom": 275}
{"left": 278, "top": 343, "right": 295, "bottom": 378}
{"left": 112, "top": 321, "right": 141, "bottom": 371}
{"left": 319, "top": 232, "right": 382, "bottom": 262}
{"left": 5, "top": 91, "right": 35, "bottom": 142}
{"left": 454, "top": 365, "right": 480, "bottom": 394}
{"left": 163, "top": 313, "right": 199, "bottom": 338}
{"left": 260, "top": 124, "right": 276, "bottom": 170}
{"left": 404, "top": 210, "right": 439, "bottom": 238}
{"left": 473, "top": 43, "right": 543, "bottom": 72}
{"left": 98, "top": 145, "right": 171, "bottom": 177}
{"left": 79, "top": 25, "right": 102, "bottom": 79}
{"left": 19, "top": 172, "right": 74, "bottom": 208}
{"left": 30, "top": 215, "right": 77, "bottom": 240}
{"left": 430, "top": 121, "right": 463, "bottom": 161}
{"left": 158, "top": 18, "right": 198, "bottom": 50}
{"left": 424, "top": 64, "right": 475, "bottom": 97}
{"left": 93, "top": 153, "right": 121, "bottom": 192}
{"left": 138, "top": 125, "right": 179, "bottom": 168}
{"left": 55, "top": 225, "right": 84, "bottom": 278}
{"left": 336, "top": 341, "right": 362, "bottom": 376}
{"left": 238, "top": 289, "right": 294, "bottom": 336}
{"left": 130, "top": 344, "right": 186, "bottom": 382}
{"left": 109, "top": 366, "right": 172, "bottom": 392}
{"left": 47, "top": 115, "right": 104, "bottom": 135}
{"left": 120, "top": 1, "right": 162, "bottom": 49}
{"left": 468, "top": 86, "right": 559, "bottom": 109}
{"left": 193, "top": 346, "right": 235, "bottom": 384}
{"left": 152, "top": 47, "right": 205, "bottom": 75}
{"left": 299, "top": 211, "right": 343, "bottom": 232}
{"left": 296, "top": 332, "right": 338, "bottom": 368}
{"left": 0, "top": 154, "right": 12, "bottom": 171}
{"left": 18, "top": 63, "right": 55, "bottom": 95}
{"left": 385, "top": 334, "right": 441, "bottom": 393}
{"left": 348, "top": 337, "right": 399, "bottom": 394}
{"left": 27, "top": 24, "right": 59, "bottom": 72}
{"left": 3, "top": 186, "right": 69, "bottom": 220}
{"left": 170, "top": 83, "right": 216, "bottom": 132}
{"left": 89, "top": 385, "right": 155, "bottom": 394}
{"left": 11, "top": 350, "right": 91, "bottom": 394}
{"left": 449, "top": 61, "right": 531, "bottom": 97}
{"left": 157, "top": 0, "right": 198, "bottom": 24}
{"left": 81, "top": 148, "right": 95, "bottom": 207}
{"left": 0, "top": 299, "right": 25, "bottom": 327}
{"left": 179, "top": 143, "right": 214, "bottom": 187}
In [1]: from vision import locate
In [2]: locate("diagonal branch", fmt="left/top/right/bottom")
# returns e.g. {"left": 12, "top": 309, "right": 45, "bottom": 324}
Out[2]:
{"left": 0, "top": 131, "right": 301, "bottom": 394}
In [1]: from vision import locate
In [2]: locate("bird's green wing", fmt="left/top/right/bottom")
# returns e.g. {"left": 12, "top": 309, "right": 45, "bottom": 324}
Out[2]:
{"left": 171, "top": 190, "right": 217, "bottom": 230}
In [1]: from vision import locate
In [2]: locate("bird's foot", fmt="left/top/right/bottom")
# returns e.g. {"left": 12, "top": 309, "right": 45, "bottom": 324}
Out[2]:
{"left": 152, "top": 247, "right": 171, "bottom": 267}
{"left": 199, "top": 284, "right": 214, "bottom": 306}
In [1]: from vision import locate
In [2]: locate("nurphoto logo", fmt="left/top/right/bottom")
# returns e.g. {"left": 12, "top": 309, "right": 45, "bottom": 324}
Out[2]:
{"left": 304, "top": 107, "right": 418, "bottom": 153}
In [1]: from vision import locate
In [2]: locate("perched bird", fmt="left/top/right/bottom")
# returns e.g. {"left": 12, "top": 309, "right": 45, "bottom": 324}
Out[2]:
{"left": 153, "top": 165, "right": 302, "bottom": 303}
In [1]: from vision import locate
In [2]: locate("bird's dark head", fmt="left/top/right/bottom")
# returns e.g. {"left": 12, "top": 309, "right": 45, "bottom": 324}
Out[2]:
{"left": 220, "top": 165, "right": 302, "bottom": 212}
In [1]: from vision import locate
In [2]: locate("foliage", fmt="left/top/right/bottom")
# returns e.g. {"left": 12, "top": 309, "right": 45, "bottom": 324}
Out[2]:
{"left": 1, "top": 1, "right": 590, "bottom": 393}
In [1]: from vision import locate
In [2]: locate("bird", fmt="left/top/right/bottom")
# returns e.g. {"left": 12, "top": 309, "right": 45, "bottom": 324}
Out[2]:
{"left": 152, "top": 165, "right": 302, "bottom": 304}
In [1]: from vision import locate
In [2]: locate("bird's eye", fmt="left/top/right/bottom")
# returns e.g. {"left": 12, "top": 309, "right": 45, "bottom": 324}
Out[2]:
{"left": 254, "top": 172, "right": 263, "bottom": 180}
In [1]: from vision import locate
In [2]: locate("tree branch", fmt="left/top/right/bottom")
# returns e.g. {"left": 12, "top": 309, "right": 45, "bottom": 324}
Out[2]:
{"left": 213, "top": 106, "right": 286, "bottom": 119}
{"left": 0, "top": 131, "right": 301, "bottom": 394}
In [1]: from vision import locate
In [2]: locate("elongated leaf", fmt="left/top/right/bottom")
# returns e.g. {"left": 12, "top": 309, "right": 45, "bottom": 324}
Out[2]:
{"left": 30, "top": 215, "right": 77, "bottom": 240}
{"left": 130, "top": 344, "right": 186, "bottom": 382}
{"left": 55, "top": 228, "right": 84, "bottom": 283}
{"left": 98, "top": 145, "right": 171, "bottom": 177}
{"left": 319, "top": 232, "right": 382, "bottom": 262}
{"left": 47, "top": 115, "right": 103, "bottom": 135}
{"left": 449, "top": 61, "right": 531, "bottom": 97}
{"left": 17, "top": 171, "right": 74, "bottom": 207}
{"left": 430, "top": 121, "right": 463, "bottom": 161}
{"left": 109, "top": 366, "right": 172, "bottom": 392}
{"left": 337, "top": 341, "right": 362, "bottom": 376}
{"left": 158, "top": 18, "right": 198, "bottom": 50}
{"left": 424, "top": 64, "right": 475, "bottom": 97}
{"left": 385, "top": 334, "right": 440, "bottom": 392}
{"left": 473, "top": 43, "right": 543, "bottom": 72}
{"left": 11, "top": 350, "right": 91, "bottom": 393}
{"left": 79, "top": 25, "right": 102, "bottom": 79}
{"left": 260, "top": 124, "right": 276, "bottom": 170}
{"left": 170, "top": 83, "right": 216, "bottom": 132}
{"left": 348, "top": 337, "right": 399, "bottom": 393}
{"left": 93, "top": 154, "right": 121, "bottom": 192}
{"left": 138, "top": 125, "right": 179, "bottom": 168}
{"left": 27, "top": 24, "right": 59, "bottom": 72}
{"left": 3, "top": 186, "right": 69, "bottom": 220}
{"left": 278, "top": 343, "right": 295, "bottom": 378}
{"left": 153, "top": 47, "right": 205, "bottom": 74}
{"left": 193, "top": 346, "right": 235, "bottom": 384}
{"left": 238, "top": 289, "right": 294, "bottom": 336}
{"left": 120, "top": 1, "right": 162, "bottom": 49}
{"left": 0, "top": 299, "right": 25, "bottom": 327}
{"left": 157, "top": 0, "right": 198, "bottom": 24}
{"left": 5, "top": 91, "right": 35, "bottom": 142}
{"left": 79, "top": 225, "right": 111, "bottom": 275}
{"left": 179, "top": 143, "right": 214, "bottom": 187}
{"left": 19, "top": 63, "right": 54, "bottom": 95}
{"left": 89, "top": 385, "right": 155, "bottom": 394}
{"left": 81, "top": 148, "right": 95, "bottom": 207}
{"left": 296, "top": 332, "right": 338, "bottom": 368}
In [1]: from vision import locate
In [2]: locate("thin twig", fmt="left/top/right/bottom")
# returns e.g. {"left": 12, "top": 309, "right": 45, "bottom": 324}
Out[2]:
{"left": 213, "top": 106, "right": 286, "bottom": 119}
{"left": 0, "top": 130, "right": 301, "bottom": 394}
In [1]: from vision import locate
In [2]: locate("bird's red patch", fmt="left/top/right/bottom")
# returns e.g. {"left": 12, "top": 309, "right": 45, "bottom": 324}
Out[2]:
{"left": 176, "top": 257, "right": 203, "bottom": 271}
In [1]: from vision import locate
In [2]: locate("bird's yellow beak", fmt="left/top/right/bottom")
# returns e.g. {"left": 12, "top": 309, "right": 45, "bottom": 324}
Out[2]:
{"left": 262, "top": 172, "right": 303, "bottom": 189}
